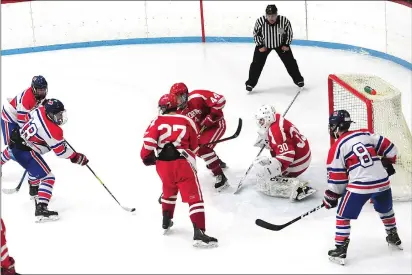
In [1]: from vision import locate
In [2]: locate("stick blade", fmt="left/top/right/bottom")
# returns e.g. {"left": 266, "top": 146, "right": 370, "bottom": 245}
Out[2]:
{"left": 122, "top": 206, "right": 136, "bottom": 212}
{"left": 2, "top": 188, "right": 18, "bottom": 194}
{"left": 255, "top": 219, "right": 285, "bottom": 231}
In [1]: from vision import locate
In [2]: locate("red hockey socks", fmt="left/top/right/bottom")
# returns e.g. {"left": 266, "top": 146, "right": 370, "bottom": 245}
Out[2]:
{"left": 161, "top": 195, "right": 177, "bottom": 219}
{"left": 0, "top": 148, "right": 12, "bottom": 165}
{"left": 189, "top": 201, "right": 205, "bottom": 231}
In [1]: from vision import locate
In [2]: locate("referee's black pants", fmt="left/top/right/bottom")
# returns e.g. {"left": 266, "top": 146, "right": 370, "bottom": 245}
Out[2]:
{"left": 246, "top": 46, "right": 304, "bottom": 88}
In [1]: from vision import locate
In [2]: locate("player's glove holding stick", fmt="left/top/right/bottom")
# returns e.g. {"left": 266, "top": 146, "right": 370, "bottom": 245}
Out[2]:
{"left": 323, "top": 190, "right": 341, "bottom": 209}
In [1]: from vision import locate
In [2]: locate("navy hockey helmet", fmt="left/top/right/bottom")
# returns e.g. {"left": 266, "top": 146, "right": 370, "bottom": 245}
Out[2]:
{"left": 31, "top": 75, "right": 48, "bottom": 101}
{"left": 44, "top": 98, "right": 67, "bottom": 125}
{"left": 266, "top": 4, "right": 278, "bottom": 15}
{"left": 329, "top": 110, "right": 353, "bottom": 139}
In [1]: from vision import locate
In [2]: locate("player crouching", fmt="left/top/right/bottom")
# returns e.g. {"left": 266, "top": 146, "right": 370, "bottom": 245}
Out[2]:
{"left": 252, "top": 105, "right": 315, "bottom": 201}
{"left": 141, "top": 94, "right": 218, "bottom": 248}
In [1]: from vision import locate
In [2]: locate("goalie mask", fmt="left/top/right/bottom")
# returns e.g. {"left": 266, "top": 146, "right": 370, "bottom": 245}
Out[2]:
{"left": 255, "top": 104, "right": 277, "bottom": 133}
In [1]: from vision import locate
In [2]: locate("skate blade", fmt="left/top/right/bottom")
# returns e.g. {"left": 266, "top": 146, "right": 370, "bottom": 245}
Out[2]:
{"left": 163, "top": 221, "right": 174, "bottom": 235}
{"left": 329, "top": 256, "right": 345, "bottom": 265}
{"left": 193, "top": 240, "right": 218, "bottom": 248}
{"left": 35, "top": 215, "right": 59, "bottom": 223}
{"left": 388, "top": 242, "right": 403, "bottom": 250}
{"left": 216, "top": 182, "right": 229, "bottom": 193}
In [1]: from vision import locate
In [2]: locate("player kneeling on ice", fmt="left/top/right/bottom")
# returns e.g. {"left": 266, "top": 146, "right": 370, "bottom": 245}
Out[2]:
{"left": 252, "top": 105, "right": 315, "bottom": 201}
{"left": 324, "top": 110, "right": 402, "bottom": 265}
{"left": 8, "top": 99, "right": 89, "bottom": 222}
{"left": 140, "top": 94, "right": 218, "bottom": 248}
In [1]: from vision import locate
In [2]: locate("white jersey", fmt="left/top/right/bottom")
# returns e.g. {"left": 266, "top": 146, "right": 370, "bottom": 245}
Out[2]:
{"left": 327, "top": 130, "right": 397, "bottom": 195}
{"left": 19, "top": 106, "right": 74, "bottom": 159}
{"left": 1, "top": 87, "right": 41, "bottom": 126}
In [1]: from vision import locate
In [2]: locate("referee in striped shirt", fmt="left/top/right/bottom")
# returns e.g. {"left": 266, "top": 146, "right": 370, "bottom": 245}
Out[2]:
{"left": 245, "top": 4, "right": 304, "bottom": 92}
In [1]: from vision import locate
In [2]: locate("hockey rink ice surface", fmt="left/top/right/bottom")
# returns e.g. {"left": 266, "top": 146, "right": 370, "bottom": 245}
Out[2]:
{"left": 1, "top": 43, "right": 411, "bottom": 274}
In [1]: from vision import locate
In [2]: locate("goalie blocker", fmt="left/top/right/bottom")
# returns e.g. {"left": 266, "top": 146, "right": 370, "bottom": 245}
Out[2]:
{"left": 252, "top": 104, "right": 316, "bottom": 201}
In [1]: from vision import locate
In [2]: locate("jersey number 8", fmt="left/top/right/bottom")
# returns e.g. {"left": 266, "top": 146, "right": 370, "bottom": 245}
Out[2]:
{"left": 353, "top": 142, "right": 373, "bottom": 168}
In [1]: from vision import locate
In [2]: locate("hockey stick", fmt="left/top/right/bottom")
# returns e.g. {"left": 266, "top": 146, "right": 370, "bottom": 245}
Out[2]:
{"left": 234, "top": 88, "right": 303, "bottom": 194}
{"left": 255, "top": 203, "right": 324, "bottom": 231}
{"left": 2, "top": 170, "right": 28, "bottom": 194}
{"left": 65, "top": 141, "right": 136, "bottom": 213}
{"left": 201, "top": 118, "right": 242, "bottom": 146}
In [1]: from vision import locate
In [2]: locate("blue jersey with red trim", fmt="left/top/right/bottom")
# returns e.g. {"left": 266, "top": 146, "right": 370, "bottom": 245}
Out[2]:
{"left": 326, "top": 130, "right": 397, "bottom": 195}
{"left": 19, "top": 106, "right": 75, "bottom": 159}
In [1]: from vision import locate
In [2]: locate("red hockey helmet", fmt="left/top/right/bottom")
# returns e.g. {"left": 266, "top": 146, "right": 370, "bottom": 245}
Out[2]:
{"left": 158, "top": 93, "right": 177, "bottom": 114}
{"left": 169, "top": 82, "right": 188, "bottom": 109}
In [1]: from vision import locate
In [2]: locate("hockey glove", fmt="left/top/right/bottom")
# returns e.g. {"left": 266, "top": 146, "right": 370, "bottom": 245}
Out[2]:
{"left": 323, "top": 190, "right": 340, "bottom": 209}
{"left": 70, "top": 153, "right": 89, "bottom": 166}
{"left": 253, "top": 136, "right": 270, "bottom": 149}
{"left": 381, "top": 158, "right": 396, "bottom": 177}
{"left": 200, "top": 115, "right": 216, "bottom": 129}
{"left": 143, "top": 153, "right": 157, "bottom": 166}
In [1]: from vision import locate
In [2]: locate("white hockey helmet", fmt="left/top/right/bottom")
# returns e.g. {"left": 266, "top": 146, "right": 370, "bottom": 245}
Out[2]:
{"left": 255, "top": 104, "right": 277, "bottom": 131}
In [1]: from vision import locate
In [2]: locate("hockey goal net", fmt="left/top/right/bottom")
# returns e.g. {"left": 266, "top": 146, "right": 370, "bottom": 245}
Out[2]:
{"left": 328, "top": 74, "right": 412, "bottom": 201}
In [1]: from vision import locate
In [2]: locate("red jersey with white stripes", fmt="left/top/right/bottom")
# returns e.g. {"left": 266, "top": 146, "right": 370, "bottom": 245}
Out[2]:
{"left": 326, "top": 130, "right": 397, "bottom": 195}
{"left": 177, "top": 90, "right": 225, "bottom": 127}
{"left": 1, "top": 87, "right": 41, "bottom": 126}
{"left": 19, "top": 106, "right": 75, "bottom": 159}
{"left": 267, "top": 113, "right": 311, "bottom": 176}
{"left": 141, "top": 114, "right": 199, "bottom": 169}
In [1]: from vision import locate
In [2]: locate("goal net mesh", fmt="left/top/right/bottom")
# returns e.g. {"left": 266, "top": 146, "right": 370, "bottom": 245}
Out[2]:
{"left": 330, "top": 74, "right": 412, "bottom": 201}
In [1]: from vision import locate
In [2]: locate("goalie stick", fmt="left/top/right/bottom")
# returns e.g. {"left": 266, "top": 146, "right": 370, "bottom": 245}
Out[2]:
{"left": 234, "top": 87, "right": 303, "bottom": 194}
{"left": 255, "top": 203, "right": 324, "bottom": 231}
{"left": 201, "top": 118, "right": 242, "bottom": 146}
{"left": 2, "top": 170, "right": 28, "bottom": 194}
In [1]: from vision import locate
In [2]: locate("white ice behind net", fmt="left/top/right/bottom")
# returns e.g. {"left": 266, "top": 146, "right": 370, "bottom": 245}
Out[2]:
{"left": 331, "top": 74, "right": 412, "bottom": 201}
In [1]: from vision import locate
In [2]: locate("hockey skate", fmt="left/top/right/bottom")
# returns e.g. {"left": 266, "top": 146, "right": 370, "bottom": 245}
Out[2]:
{"left": 328, "top": 238, "right": 350, "bottom": 265}
{"left": 193, "top": 224, "right": 218, "bottom": 248}
{"left": 35, "top": 200, "right": 59, "bottom": 223}
{"left": 162, "top": 211, "right": 174, "bottom": 235}
{"left": 386, "top": 228, "right": 403, "bottom": 250}
{"left": 215, "top": 173, "right": 229, "bottom": 192}
{"left": 29, "top": 184, "right": 38, "bottom": 200}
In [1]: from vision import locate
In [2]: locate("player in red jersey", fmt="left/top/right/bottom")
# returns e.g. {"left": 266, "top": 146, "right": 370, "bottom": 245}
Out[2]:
{"left": 169, "top": 83, "right": 228, "bottom": 191}
{"left": 141, "top": 94, "right": 218, "bottom": 248}
{"left": 1, "top": 219, "right": 18, "bottom": 275}
{"left": 1, "top": 76, "right": 48, "bottom": 168}
{"left": 252, "top": 104, "right": 316, "bottom": 200}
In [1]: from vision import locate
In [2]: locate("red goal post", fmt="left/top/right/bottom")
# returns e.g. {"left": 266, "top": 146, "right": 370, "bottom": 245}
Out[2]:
{"left": 328, "top": 74, "right": 412, "bottom": 201}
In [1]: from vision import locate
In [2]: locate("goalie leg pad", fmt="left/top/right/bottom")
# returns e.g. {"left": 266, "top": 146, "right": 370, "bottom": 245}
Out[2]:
{"left": 256, "top": 176, "right": 316, "bottom": 201}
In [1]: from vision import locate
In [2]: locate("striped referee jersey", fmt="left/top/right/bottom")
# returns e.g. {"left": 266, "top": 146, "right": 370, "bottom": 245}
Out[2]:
{"left": 253, "top": 15, "right": 293, "bottom": 49}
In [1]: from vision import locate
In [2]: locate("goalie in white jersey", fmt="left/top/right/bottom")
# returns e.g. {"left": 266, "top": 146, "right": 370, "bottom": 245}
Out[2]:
{"left": 8, "top": 99, "right": 89, "bottom": 222}
{"left": 323, "top": 110, "right": 403, "bottom": 265}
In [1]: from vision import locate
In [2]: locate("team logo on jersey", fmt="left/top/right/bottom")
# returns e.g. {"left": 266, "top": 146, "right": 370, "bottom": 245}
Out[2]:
{"left": 186, "top": 109, "right": 202, "bottom": 119}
